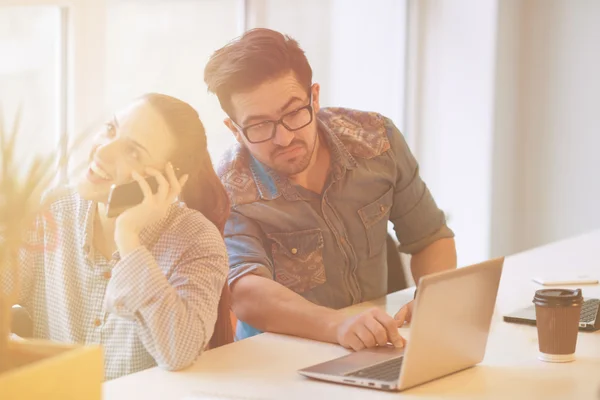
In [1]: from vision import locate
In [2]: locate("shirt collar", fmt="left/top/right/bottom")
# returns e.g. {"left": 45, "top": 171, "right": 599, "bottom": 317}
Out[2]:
{"left": 248, "top": 115, "right": 358, "bottom": 201}
{"left": 317, "top": 117, "right": 358, "bottom": 178}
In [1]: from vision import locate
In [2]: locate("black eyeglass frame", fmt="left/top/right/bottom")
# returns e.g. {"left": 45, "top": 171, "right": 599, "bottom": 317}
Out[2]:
{"left": 231, "top": 90, "right": 314, "bottom": 144}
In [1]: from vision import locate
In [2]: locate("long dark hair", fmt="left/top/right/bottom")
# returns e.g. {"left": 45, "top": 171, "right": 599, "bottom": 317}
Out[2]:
{"left": 142, "top": 93, "right": 233, "bottom": 349}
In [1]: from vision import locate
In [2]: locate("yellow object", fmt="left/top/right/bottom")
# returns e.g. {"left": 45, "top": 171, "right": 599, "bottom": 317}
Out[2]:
{"left": 0, "top": 339, "right": 104, "bottom": 400}
{"left": 1, "top": 106, "right": 100, "bottom": 400}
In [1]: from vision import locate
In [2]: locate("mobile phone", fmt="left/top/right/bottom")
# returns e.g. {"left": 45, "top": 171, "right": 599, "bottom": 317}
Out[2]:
{"left": 105, "top": 167, "right": 183, "bottom": 218}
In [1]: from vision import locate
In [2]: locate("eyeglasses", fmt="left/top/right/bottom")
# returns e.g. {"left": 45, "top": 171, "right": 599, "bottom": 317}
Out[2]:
{"left": 232, "top": 92, "right": 314, "bottom": 144}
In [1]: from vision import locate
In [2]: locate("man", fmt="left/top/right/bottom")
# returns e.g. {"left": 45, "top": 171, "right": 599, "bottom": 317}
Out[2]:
{"left": 205, "top": 28, "right": 457, "bottom": 350}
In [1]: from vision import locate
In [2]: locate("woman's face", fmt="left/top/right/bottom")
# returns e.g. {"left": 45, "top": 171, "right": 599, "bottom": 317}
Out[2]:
{"left": 77, "top": 99, "right": 177, "bottom": 203}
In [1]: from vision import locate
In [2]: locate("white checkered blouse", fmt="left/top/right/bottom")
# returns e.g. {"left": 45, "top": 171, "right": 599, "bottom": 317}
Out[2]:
{"left": 16, "top": 187, "right": 228, "bottom": 380}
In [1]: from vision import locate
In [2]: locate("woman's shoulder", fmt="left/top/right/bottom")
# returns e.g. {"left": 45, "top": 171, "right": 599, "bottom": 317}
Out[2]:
{"left": 165, "top": 203, "right": 226, "bottom": 249}
{"left": 41, "top": 185, "right": 88, "bottom": 212}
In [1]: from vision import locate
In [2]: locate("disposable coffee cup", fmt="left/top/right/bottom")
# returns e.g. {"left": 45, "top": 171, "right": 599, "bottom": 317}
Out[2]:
{"left": 533, "top": 288, "right": 583, "bottom": 363}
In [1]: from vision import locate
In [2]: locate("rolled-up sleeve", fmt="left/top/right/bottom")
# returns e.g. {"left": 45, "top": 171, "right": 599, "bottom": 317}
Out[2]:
{"left": 224, "top": 210, "right": 274, "bottom": 285}
{"left": 104, "top": 225, "right": 228, "bottom": 371}
{"left": 385, "top": 119, "right": 454, "bottom": 254}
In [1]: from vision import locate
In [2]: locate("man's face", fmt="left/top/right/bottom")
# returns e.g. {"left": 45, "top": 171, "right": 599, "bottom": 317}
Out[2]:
{"left": 225, "top": 72, "right": 321, "bottom": 176}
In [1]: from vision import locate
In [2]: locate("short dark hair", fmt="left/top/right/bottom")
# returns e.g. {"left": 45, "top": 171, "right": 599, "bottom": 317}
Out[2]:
{"left": 204, "top": 28, "right": 313, "bottom": 117}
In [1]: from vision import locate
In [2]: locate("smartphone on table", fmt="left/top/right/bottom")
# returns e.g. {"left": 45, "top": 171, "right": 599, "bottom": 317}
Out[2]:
{"left": 105, "top": 167, "right": 183, "bottom": 218}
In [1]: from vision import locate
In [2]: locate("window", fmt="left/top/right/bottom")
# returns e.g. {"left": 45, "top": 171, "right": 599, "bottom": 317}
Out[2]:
{"left": 2, "top": 0, "right": 408, "bottom": 174}
{"left": 103, "top": 0, "right": 241, "bottom": 161}
{"left": 0, "top": 5, "right": 64, "bottom": 175}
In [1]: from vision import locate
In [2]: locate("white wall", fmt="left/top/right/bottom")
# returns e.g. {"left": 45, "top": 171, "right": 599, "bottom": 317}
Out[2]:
{"left": 514, "top": 0, "right": 600, "bottom": 251}
{"left": 409, "top": 0, "right": 499, "bottom": 266}
{"left": 490, "top": 0, "right": 522, "bottom": 257}
{"left": 413, "top": 0, "right": 600, "bottom": 262}
{"left": 329, "top": 0, "right": 407, "bottom": 130}
{"left": 492, "top": 0, "right": 600, "bottom": 256}
{"left": 246, "top": 0, "right": 334, "bottom": 106}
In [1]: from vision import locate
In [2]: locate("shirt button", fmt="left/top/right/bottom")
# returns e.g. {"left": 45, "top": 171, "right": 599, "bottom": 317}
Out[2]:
{"left": 380, "top": 205, "right": 386, "bottom": 212}
{"left": 340, "top": 237, "right": 347, "bottom": 245}
{"left": 291, "top": 248, "right": 298, "bottom": 255}
{"left": 103, "top": 270, "right": 112, "bottom": 279}
{"left": 115, "top": 300, "right": 125, "bottom": 311}
{"left": 93, "top": 318, "right": 102, "bottom": 327}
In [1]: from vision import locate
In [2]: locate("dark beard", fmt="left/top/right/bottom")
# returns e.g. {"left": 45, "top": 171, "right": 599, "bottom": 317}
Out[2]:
{"left": 271, "top": 132, "right": 319, "bottom": 176}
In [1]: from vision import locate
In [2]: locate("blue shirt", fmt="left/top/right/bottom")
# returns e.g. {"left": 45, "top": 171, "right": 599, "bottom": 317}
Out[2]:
{"left": 218, "top": 108, "right": 454, "bottom": 340}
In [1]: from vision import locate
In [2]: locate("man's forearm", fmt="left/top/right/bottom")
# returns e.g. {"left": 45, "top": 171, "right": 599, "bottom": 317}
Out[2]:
{"left": 231, "top": 274, "right": 343, "bottom": 343}
{"left": 410, "top": 237, "right": 457, "bottom": 285}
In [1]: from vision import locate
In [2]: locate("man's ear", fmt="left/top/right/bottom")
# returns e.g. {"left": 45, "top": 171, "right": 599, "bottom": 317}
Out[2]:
{"left": 311, "top": 83, "right": 321, "bottom": 114}
{"left": 224, "top": 118, "right": 243, "bottom": 144}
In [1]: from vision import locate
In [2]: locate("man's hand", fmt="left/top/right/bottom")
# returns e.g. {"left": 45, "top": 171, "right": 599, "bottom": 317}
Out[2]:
{"left": 394, "top": 300, "right": 414, "bottom": 326}
{"left": 333, "top": 308, "right": 405, "bottom": 351}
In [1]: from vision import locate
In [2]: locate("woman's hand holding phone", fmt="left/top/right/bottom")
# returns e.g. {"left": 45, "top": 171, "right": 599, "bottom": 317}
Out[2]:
{"left": 114, "top": 162, "right": 189, "bottom": 256}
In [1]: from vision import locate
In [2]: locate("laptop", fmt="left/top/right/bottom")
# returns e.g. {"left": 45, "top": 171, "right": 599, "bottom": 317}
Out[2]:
{"left": 503, "top": 298, "right": 600, "bottom": 332}
{"left": 298, "top": 257, "right": 504, "bottom": 392}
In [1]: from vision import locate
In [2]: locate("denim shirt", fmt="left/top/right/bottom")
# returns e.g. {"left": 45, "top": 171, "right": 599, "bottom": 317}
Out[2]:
{"left": 218, "top": 107, "right": 454, "bottom": 340}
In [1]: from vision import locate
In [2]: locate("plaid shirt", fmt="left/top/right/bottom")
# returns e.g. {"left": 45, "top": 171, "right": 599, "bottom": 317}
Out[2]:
{"left": 14, "top": 187, "right": 228, "bottom": 380}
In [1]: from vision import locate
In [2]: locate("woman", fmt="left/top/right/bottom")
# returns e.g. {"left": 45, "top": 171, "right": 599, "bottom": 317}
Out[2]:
{"left": 15, "top": 93, "right": 233, "bottom": 380}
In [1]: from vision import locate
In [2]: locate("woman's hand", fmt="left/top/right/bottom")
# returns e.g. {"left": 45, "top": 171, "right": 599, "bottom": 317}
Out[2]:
{"left": 115, "top": 162, "right": 188, "bottom": 256}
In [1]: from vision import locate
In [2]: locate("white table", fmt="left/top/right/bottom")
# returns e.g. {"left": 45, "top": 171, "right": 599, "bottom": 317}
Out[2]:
{"left": 104, "top": 231, "right": 600, "bottom": 400}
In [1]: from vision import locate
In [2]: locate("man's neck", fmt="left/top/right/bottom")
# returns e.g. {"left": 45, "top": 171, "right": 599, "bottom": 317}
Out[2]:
{"left": 289, "top": 133, "right": 331, "bottom": 194}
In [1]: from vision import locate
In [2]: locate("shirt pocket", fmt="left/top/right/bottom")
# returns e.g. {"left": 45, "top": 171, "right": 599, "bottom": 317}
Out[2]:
{"left": 358, "top": 186, "right": 394, "bottom": 258}
{"left": 266, "top": 228, "right": 326, "bottom": 294}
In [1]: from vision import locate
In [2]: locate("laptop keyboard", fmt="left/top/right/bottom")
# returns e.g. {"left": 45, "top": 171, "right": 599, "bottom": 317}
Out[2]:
{"left": 345, "top": 357, "right": 404, "bottom": 382}
{"left": 581, "top": 299, "right": 599, "bottom": 323}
